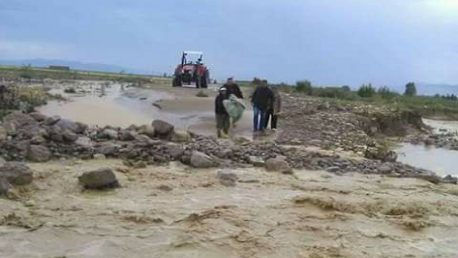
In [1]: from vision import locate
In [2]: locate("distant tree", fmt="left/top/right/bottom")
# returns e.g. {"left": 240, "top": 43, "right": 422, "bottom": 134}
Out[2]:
{"left": 404, "top": 82, "right": 417, "bottom": 97}
{"left": 163, "top": 72, "right": 167, "bottom": 77}
{"left": 341, "top": 85, "right": 351, "bottom": 92}
{"left": 377, "top": 86, "right": 398, "bottom": 100}
{"left": 120, "top": 70, "right": 125, "bottom": 74}
{"left": 357, "top": 84, "right": 376, "bottom": 98}
{"left": 19, "top": 65, "right": 32, "bottom": 79}
{"left": 252, "top": 77, "right": 262, "bottom": 86}
{"left": 295, "top": 80, "right": 312, "bottom": 94}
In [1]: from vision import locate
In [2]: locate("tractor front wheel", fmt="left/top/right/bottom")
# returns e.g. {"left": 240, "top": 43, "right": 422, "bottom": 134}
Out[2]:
{"left": 172, "top": 76, "right": 182, "bottom": 87}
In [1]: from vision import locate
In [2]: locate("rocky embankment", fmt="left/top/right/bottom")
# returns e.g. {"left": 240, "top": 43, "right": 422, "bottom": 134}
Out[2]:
{"left": 277, "top": 94, "right": 431, "bottom": 159}
{"left": 1, "top": 110, "right": 455, "bottom": 197}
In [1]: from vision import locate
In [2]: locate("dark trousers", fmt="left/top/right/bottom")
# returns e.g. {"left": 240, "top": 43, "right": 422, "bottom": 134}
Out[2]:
{"left": 216, "top": 113, "right": 230, "bottom": 136}
{"left": 265, "top": 109, "right": 278, "bottom": 129}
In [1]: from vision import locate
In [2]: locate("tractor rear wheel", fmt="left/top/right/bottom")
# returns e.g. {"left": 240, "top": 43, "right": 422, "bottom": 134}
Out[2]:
{"left": 200, "top": 73, "right": 208, "bottom": 89}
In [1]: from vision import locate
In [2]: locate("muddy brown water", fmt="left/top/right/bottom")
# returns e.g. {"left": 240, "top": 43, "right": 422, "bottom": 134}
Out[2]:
{"left": 1, "top": 160, "right": 457, "bottom": 258}
{"left": 38, "top": 82, "right": 256, "bottom": 139}
{"left": 38, "top": 81, "right": 458, "bottom": 175}
{"left": 396, "top": 119, "right": 458, "bottom": 177}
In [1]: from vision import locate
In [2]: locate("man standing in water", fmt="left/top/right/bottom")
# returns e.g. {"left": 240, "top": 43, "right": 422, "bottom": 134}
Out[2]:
{"left": 251, "top": 80, "right": 274, "bottom": 132}
{"left": 215, "top": 87, "right": 230, "bottom": 138}
{"left": 223, "top": 77, "right": 243, "bottom": 99}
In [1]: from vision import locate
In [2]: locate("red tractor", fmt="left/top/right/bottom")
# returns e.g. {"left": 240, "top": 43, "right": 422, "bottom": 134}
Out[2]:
{"left": 172, "top": 51, "right": 209, "bottom": 88}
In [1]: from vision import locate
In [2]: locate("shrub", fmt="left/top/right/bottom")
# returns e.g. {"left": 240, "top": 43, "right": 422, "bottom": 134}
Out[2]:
{"left": 296, "top": 80, "right": 312, "bottom": 94}
{"left": 357, "top": 84, "right": 376, "bottom": 98}
{"left": 377, "top": 86, "right": 399, "bottom": 100}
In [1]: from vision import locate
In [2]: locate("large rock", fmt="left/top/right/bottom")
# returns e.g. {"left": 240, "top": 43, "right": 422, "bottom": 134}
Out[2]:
{"left": 78, "top": 168, "right": 120, "bottom": 189}
{"left": 217, "top": 169, "right": 238, "bottom": 187}
{"left": 44, "top": 115, "right": 61, "bottom": 126}
{"left": 101, "top": 128, "right": 119, "bottom": 140}
{"left": 2, "top": 112, "right": 38, "bottom": 134}
{"left": 167, "top": 144, "right": 184, "bottom": 160}
{"left": 29, "top": 112, "right": 47, "bottom": 122}
{"left": 171, "top": 130, "right": 190, "bottom": 143}
{"left": 365, "top": 147, "right": 398, "bottom": 162}
{"left": 152, "top": 120, "right": 174, "bottom": 139}
{"left": 47, "top": 125, "right": 65, "bottom": 142}
{"left": 0, "top": 162, "right": 33, "bottom": 185}
{"left": 55, "top": 119, "right": 87, "bottom": 134}
{"left": 31, "top": 135, "right": 46, "bottom": 145}
{"left": 248, "top": 156, "right": 265, "bottom": 167}
{"left": 75, "top": 136, "right": 93, "bottom": 148}
{"left": 190, "top": 151, "right": 215, "bottom": 168}
{"left": 119, "top": 130, "right": 137, "bottom": 141}
{"left": 265, "top": 158, "right": 293, "bottom": 174}
{"left": 134, "top": 134, "right": 152, "bottom": 143}
{"left": 138, "top": 125, "right": 155, "bottom": 139}
{"left": 96, "top": 143, "right": 121, "bottom": 156}
{"left": 62, "top": 129, "right": 79, "bottom": 143}
{"left": 28, "top": 145, "right": 51, "bottom": 162}
{"left": 378, "top": 164, "right": 393, "bottom": 174}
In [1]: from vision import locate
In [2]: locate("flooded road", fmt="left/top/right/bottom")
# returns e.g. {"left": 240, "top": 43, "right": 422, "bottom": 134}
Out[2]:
{"left": 37, "top": 82, "right": 255, "bottom": 138}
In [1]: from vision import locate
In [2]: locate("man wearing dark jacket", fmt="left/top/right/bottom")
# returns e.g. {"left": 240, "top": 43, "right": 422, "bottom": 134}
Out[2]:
{"left": 223, "top": 77, "right": 243, "bottom": 99}
{"left": 251, "top": 81, "right": 274, "bottom": 132}
{"left": 215, "top": 87, "right": 230, "bottom": 138}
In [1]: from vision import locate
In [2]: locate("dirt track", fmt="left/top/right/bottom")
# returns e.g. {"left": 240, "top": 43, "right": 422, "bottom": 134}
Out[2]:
{"left": 1, "top": 159, "right": 457, "bottom": 258}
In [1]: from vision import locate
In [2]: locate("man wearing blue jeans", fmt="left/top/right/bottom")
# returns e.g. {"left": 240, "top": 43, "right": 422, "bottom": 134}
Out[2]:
{"left": 251, "top": 81, "right": 274, "bottom": 132}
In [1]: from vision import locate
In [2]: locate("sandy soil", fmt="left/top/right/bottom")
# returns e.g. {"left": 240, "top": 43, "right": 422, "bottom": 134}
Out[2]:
{"left": 1, "top": 159, "right": 457, "bottom": 258}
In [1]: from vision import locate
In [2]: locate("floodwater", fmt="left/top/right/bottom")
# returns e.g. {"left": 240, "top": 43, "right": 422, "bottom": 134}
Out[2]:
{"left": 1, "top": 160, "right": 457, "bottom": 258}
{"left": 397, "top": 118, "right": 458, "bottom": 177}
{"left": 397, "top": 143, "right": 458, "bottom": 177}
{"left": 38, "top": 82, "right": 255, "bottom": 138}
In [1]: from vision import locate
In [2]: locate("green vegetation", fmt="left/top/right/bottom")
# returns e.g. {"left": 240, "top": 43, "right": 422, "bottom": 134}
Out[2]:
{"left": 273, "top": 78, "right": 458, "bottom": 119}
{"left": 357, "top": 84, "right": 376, "bottom": 98}
{"left": 295, "top": 80, "right": 312, "bottom": 94}
{"left": 404, "top": 82, "right": 417, "bottom": 97}
{"left": 0, "top": 65, "right": 171, "bottom": 84}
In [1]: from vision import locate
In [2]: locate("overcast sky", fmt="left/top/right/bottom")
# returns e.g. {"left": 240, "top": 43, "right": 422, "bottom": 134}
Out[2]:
{"left": 1, "top": 0, "right": 457, "bottom": 86}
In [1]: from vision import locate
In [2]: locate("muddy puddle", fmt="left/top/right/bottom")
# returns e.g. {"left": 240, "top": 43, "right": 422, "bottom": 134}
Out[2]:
{"left": 38, "top": 81, "right": 256, "bottom": 139}
{"left": 397, "top": 118, "right": 458, "bottom": 177}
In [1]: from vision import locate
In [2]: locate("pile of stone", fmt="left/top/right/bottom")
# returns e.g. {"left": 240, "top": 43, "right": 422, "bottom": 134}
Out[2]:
{"left": 408, "top": 132, "right": 458, "bottom": 151}
{"left": 277, "top": 94, "right": 428, "bottom": 159}
{"left": 0, "top": 112, "right": 189, "bottom": 165}
{"left": 0, "top": 111, "right": 455, "bottom": 184}
{"left": 276, "top": 95, "right": 377, "bottom": 154}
